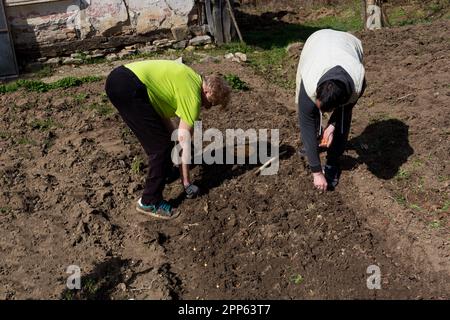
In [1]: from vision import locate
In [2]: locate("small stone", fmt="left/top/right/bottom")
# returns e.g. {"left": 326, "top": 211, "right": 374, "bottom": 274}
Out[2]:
{"left": 171, "top": 26, "right": 189, "bottom": 41}
{"left": 140, "top": 45, "right": 157, "bottom": 53}
{"left": 185, "top": 45, "right": 196, "bottom": 52}
{"left": 118, "top": 50, "right": 135, "bottom": 59}
{"left": 106, "top": 53, "right": 119, "bottom": 61}
{"left": 235, "top": 52, "right": 247, "bottom": 62}
{"left": 70, "top": 53, "right": 83, "bottom": 59}
{"left": 189, "top": 35, "right": 212, "bottom": 46}
{"left": 156, "top": 41, "right": 175, "bottom": 50}
{"left": 117, "top": 283, "right": 126, "bottom": 291}
{"left": 203, "top": 44, "right": 216, "bottom": 50}
{"left": 89, "top": 53, "right": 104, "bottom": 59}
{"left": 37, "top": 57, "right": 47, "bottom": 63}
{"left": 172, "top": 40, "right": 187, "bottom": 50}
{"left": 44, "top": 57, "right": 61, "bottom": 66}
{"left": 224, "top": 53, "right": 234, "bottom": 59}
{"left": 173, "top": 57, "right": 183, "bottom": 64}
{"left": 153, "top": 38, "right": 170, "bottom": 46}
{"left": 92, "top": 49, "right": 104, "bottom": 55}
{"left": 62, "top": 57, "right": 83, "bottom": 65}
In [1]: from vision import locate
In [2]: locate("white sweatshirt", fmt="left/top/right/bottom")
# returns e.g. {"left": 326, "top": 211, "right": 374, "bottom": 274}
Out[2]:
{"left": 295, "top": 29, "right": 365, "bottom": 105}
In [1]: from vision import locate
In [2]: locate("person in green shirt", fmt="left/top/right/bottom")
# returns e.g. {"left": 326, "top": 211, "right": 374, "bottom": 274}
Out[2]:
{"left": 105, "top": 60, "right": 231, "bottom": 220}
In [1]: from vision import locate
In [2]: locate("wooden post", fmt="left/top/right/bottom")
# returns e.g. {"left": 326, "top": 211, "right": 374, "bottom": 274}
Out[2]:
{"left": 205, "top": 0, "right": 215, "bottom": 36}
{"left": 204, "top": 0, "right": 242, "bottom": 45}
{"left": 213, "top": 0, "right": 224, "bottom": 45}
{"left": 365, "top": 0, "right": 384, "bottom": 30}
{"left": 225, "top": 0, "right": 245, "bottom": 44}
{"left": 361, "top": 0, "right": 367, "bottom": 29}
{"left": 223, "top": 0, "right": 232, "bottom": 43}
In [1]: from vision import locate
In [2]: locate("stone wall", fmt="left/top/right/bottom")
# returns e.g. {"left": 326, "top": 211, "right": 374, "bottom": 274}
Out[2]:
{"left": 4, "top": 0, "right": 200, "bottom": 59}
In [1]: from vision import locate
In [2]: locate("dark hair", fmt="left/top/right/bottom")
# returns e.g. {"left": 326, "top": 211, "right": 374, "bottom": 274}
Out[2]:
{"left": 316, "top": 80, "right": 348, "bottom": 112}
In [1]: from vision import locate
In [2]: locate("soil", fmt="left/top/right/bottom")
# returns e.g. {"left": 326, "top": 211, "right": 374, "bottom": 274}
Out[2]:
{"left": 0, "top": 18, "right": 449, "bottom": 299}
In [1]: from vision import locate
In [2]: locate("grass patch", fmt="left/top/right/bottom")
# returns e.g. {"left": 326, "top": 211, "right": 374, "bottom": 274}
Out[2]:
{"left": 249, "top": 47, "right": 294, "bottom": 89}
{"left": 0, "top": 81, "right": 20, "bottom": 94}
{"left": 0, "top": 131, "right": 10, "bottom": 140}
{"left": 15, "top": 137, "right": 36, "bottom": 145}
{"left": 73, "top": 93, "right": 88, "bottom": 103}
{"left": 387, "top": 1, "right": 450, "bottom": 27}
{"left": 393, "top": 194, "right": 407, "bottom": 206}
{"left": 395, "top": 168, "right": 411, "bottom": 180}
{"left": 130, "top": 156, "right": 144, "bottom": 175}
{"left": 440, "top": 200, "right": 450, "bottom": 212}
{"left": 62, "top": 277, "right": 100, "bottom": 301}
{"left": 305, "top": 7, "right": 362, "bottom": 31}
{"left": 30, "top": 118, "right": 56, "bottom": 131}
{"left": 290, "top": 274, "right": 304, "bottom": 285}
{"left": 412, "top": 158, "right": 424, "bottom": 169}
{"left": 224, "top": 74, "right": 250, "bottom": 91}
{"left": 88, "top": 103, "right": 115, "bottom": 117}
{"left": 0, "top": 76, "right": 103, "bottom": 94}
{"left": 82, "top": 278, "right": 99, "bottom": 298}
{"left": 0, "top": 207, "right": 11, "bottom": 214}
{"left": 429, "top": 220, "right": 442, "bottom": 229}
{"left": 35, "top": 65, "right": 54, "bottom": 78}
{"left": 409, "top": 203, "right": 423, "bottom": 212}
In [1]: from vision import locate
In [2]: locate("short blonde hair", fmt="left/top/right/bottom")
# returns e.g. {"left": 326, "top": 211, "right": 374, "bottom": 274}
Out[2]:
{"left": 204, "top": 74, "right": 231, "bottom": 108}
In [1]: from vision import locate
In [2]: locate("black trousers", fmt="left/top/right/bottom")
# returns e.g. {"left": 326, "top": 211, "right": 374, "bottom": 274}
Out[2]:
{"left": 325, "top": 105, "right": 353, "bottom": 167}
{"left": 105, "top": 66, "right": 172, "bottom": 205}
{"left": 298, "top": 81, "right": 355, "bottom": 172}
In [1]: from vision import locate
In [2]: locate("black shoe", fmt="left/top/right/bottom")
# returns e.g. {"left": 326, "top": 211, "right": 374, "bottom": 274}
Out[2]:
{"left": 324, "top": 165, "right": 341, "bottom": 190}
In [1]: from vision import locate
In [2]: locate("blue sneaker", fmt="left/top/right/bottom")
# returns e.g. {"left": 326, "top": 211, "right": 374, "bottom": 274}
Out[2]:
{"left": 136, "top": 198, "right": 179, "bottom": 220}
{"left": 324, "top": 165, "right": 341, "bottom": 190}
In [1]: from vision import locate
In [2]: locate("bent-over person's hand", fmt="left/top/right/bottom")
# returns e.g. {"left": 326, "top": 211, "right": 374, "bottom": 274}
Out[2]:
{"left": 313, "top": 172, "right": 328, "bottom": 192}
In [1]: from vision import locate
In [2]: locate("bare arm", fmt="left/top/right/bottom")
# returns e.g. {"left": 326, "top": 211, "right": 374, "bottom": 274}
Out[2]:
{"left": 178, "top": 119, "right": 194, "bottom": 187}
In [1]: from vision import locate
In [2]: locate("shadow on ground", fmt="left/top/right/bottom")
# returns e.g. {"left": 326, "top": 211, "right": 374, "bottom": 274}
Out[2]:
{"left": 236, "top": 10, "right": 322, "bottom": 48}
{"left": 61, "top": 257, "right": 129, "bottom": 300}
{"left": 345, "top": 119, "right": 414, "bottom": 179}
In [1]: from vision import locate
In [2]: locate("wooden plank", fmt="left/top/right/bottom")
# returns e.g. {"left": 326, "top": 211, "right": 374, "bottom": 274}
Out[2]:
{"left": 213, "top": 0, "right": 224, "bottom": 45}
{"left": 205, "top": 0, "right": 215, "bottom": 36}
{"left": 0, "top": 0, "right": 19, "bottom": 78}
{"left": 222, "top": 0, "right": 232, "bottom": 42}
{"left": 225, "top": 0, "right": 244, "bottom": 44}
{"left": 198, "top": 0, "right": 206, "bottom": 25}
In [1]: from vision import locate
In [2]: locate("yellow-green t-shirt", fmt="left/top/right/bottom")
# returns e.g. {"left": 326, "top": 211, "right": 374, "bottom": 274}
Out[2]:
{"left": 125, "top": 60, "right": 202, "bottom": 127}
